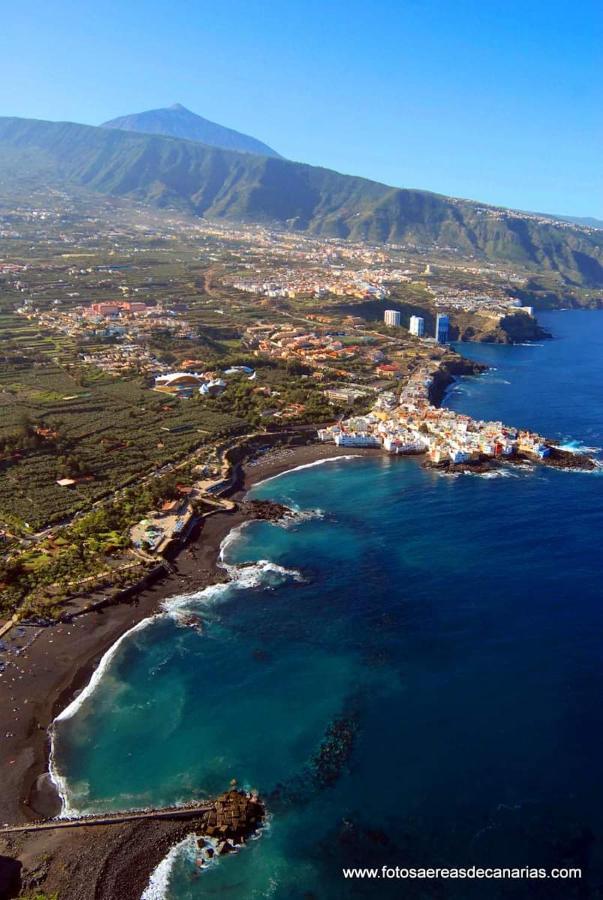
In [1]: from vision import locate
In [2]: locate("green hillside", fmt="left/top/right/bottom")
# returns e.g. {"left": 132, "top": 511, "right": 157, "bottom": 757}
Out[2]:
{"left": 0, "top": 116, "right": 602, "bottom": 287}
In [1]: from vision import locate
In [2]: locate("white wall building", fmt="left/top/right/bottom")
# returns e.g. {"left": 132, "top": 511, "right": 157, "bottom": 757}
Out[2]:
{"left": 409, "top": 315, "right": 425, "bottom": 337}
{"left": 384, "top": 309, "right": 401, "bottom": 327}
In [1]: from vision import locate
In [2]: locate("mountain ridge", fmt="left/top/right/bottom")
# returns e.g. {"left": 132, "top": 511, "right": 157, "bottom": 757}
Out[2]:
{"left": 0, "top": 115, "right": 602, "bottom": 289}
{"left": 558, "top": 214, "right": 603, "bottom": 230}
{"left": 101, "top": 103, "right": 281, "bottom": 159}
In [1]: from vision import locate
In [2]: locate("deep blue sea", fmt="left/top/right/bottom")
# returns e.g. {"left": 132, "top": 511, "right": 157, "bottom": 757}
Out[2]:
{"left": 52, "top": 311, "right": 603, "bottom": 899}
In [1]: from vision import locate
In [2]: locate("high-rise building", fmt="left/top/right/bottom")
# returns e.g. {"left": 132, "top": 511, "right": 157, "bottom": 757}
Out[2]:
{"left": 409, "top": 315, "right": 425, "bottom": 337}
{"left": 436, "top": 313, "right": 450, "bottom": 343}
{"left": 384, "top": 309, "right": 401, "bottom": 327}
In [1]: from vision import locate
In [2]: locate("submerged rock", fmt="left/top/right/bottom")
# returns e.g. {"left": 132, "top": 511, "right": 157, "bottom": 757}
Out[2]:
{"left": 312, "top": 714, "right": 359, "bottom": 789}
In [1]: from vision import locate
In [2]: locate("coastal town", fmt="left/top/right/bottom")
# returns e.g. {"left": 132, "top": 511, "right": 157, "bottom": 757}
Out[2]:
{"left": 0, "top": 188, "right": 596, "bottom": 630}
{"left": 317, "top": 358, "right": 556, "bottom": 466}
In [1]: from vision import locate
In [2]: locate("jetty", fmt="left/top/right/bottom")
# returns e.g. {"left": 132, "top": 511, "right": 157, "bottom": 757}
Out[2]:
{"left": 0, "top": 790, "right": 266, "bottom": 900}
{"left": 0, "top": 802, "right": 213, "bottom": 835}
{"left": 0, "top": 789, "right": 264, "bottom": 839}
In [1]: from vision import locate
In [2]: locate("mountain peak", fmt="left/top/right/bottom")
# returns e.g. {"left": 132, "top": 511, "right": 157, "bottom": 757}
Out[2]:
{"left": 101, "top": 104, "right": 281, "bottom": 158}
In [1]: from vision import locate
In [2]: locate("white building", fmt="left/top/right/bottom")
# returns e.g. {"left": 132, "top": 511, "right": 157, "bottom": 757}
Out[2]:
{"left": 335, "top": 432, "right": 381, "bottom": 448}
{"left": 384, "top": 309, "right": 401, "bottom": 327}
{"left": 409, "top": 315, "right": 425, "bottom": 337}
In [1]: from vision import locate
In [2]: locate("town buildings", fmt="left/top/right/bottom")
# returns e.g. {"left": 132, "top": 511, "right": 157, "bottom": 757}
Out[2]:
{"left": 436, "top": 313, "right": 450, "bottom": 343}
{"left": 318, "top": 359, "right": 552, "bottom": 467}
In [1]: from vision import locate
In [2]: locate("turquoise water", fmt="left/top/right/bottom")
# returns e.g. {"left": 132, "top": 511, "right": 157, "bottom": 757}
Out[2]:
{"left": 53, "top": 311, "right": 603, "bottom": 898}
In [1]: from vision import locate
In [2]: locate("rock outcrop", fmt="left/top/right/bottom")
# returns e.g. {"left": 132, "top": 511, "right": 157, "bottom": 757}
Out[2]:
{"left": 239, "top": 499, "right": 293, "bottom": 521}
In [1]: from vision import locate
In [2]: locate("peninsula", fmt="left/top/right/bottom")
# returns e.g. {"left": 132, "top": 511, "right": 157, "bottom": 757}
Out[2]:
{"left": 318, "top": 357, "right": 597, "bottom": 472}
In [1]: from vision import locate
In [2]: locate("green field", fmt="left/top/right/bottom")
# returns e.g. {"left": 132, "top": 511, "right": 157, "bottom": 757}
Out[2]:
{"left": 0, "top": 364, "right": 246, "bottom": 531}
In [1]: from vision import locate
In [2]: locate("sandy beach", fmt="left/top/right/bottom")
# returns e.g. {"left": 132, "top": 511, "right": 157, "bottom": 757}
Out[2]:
{"left": 0, "top": 440, "right": 373, "bottom": 828}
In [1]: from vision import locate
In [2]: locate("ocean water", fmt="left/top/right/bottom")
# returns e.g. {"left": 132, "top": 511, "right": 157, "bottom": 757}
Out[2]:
{"left": 52, "top": 311, "right": 603, "bottom": 899}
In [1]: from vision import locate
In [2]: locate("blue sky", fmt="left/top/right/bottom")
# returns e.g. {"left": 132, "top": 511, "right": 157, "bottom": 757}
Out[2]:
{"left": 0, "top": 0, "right": 601, "bottom": 217}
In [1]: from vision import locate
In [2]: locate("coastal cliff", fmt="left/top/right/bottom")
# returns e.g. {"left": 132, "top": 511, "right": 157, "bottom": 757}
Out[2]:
{"left": 427, "top": 355, "right": 488, "bottom": 407}
{"left": 449, "top": 311, "right": 551, "bottom": 344}
{"left": 333, "top": 299, "right": 550, "bottom": 345}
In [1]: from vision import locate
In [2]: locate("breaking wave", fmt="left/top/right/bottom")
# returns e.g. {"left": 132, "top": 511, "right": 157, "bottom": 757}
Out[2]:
{"left": 141, "top": 811, "right": 268, "bottom": 898}
{"left": 555, "top": 439, "right": 602, "bottom": 455}
{"left": 252, "top": 454, "right": 362, "bottom": 487}
{"left": 49, "top": 615, "right": 159, "bottom": 816}
{"left": 466, "top": 468, "right": 520, "bottom": 479}
{"left": 141, "top": 833, "right": 201, "bottom": 900}
{"left": 49, "top": 526, "right": 305, "bottom": 815}
{"left": 53, "top": 617, "right": 158, "bottom": 726}
{"left": 279, "top": 506, "right": 325, "bottom": 529}
{"left": 166, "top": 561, "right": 306, "bottom": 620}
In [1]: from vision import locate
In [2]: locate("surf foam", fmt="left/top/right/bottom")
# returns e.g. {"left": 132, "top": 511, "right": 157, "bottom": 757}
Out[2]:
{"left": 49, "top": 532, "right": 305, "bottom": 814}
{"left": 141, "top": 833, "right": 201, "bottom": 900}
{"left": 49, "top": 614, "right": 159, "bottom": 816}
{"left": 251, "top": 454, "right": 362, "bottom": 487}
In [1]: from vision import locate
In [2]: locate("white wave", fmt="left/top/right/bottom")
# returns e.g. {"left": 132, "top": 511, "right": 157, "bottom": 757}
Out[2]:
{"left": 219, "top": 520, "right": 252, "bottom": 563}
{"left": 54, "top": 616, "right": 158, "bottom": 725}
{"left": 141, "top": 833, "right": 201, "bottom": 900}
{"left": 279, "top": 507, "right": 325, "bottom": 529}
{"left": 49, "top": 615, "right": 159, "bottom": 816}
{"left": 223, "top": 560, "right": 305, "bottom": 590}
{"left": 440, "top": 466, "right": 522, "bottom": 480}
{"left": 554, "top": 440, "right": 601, "bottom": 455}
{"left": 163, "top": 560, "right": 304, "bottom": 620}
{"left": 46, "top": 764, "right": 80, "bottom": 819}
{"left": 252, "top": 454, "right": 362, "bottom": 487}
{"left": 161, "top": 583, "right": 231, "bottom": 616}
{"left": 220, "top": 507, "right": 324, "bottom": 549}
{"left": 49, "top": 525, "right": 304, "bottom": 816}
{"left": 142, "top": 808, "right": 267, "bottom": 898}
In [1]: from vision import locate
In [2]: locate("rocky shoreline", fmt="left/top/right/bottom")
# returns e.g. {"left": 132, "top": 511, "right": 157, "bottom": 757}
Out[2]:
{"left": 543, "top": 446, "right": 598, "bottom": 470}
{"left": 239, "top": 498, "right": 294, "bottom": 521}
{"left": 423, "top": 442, "right": 598, "bottom": 476}
{"left": 427, "top": 355, "right": 488, "bottom": 407}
